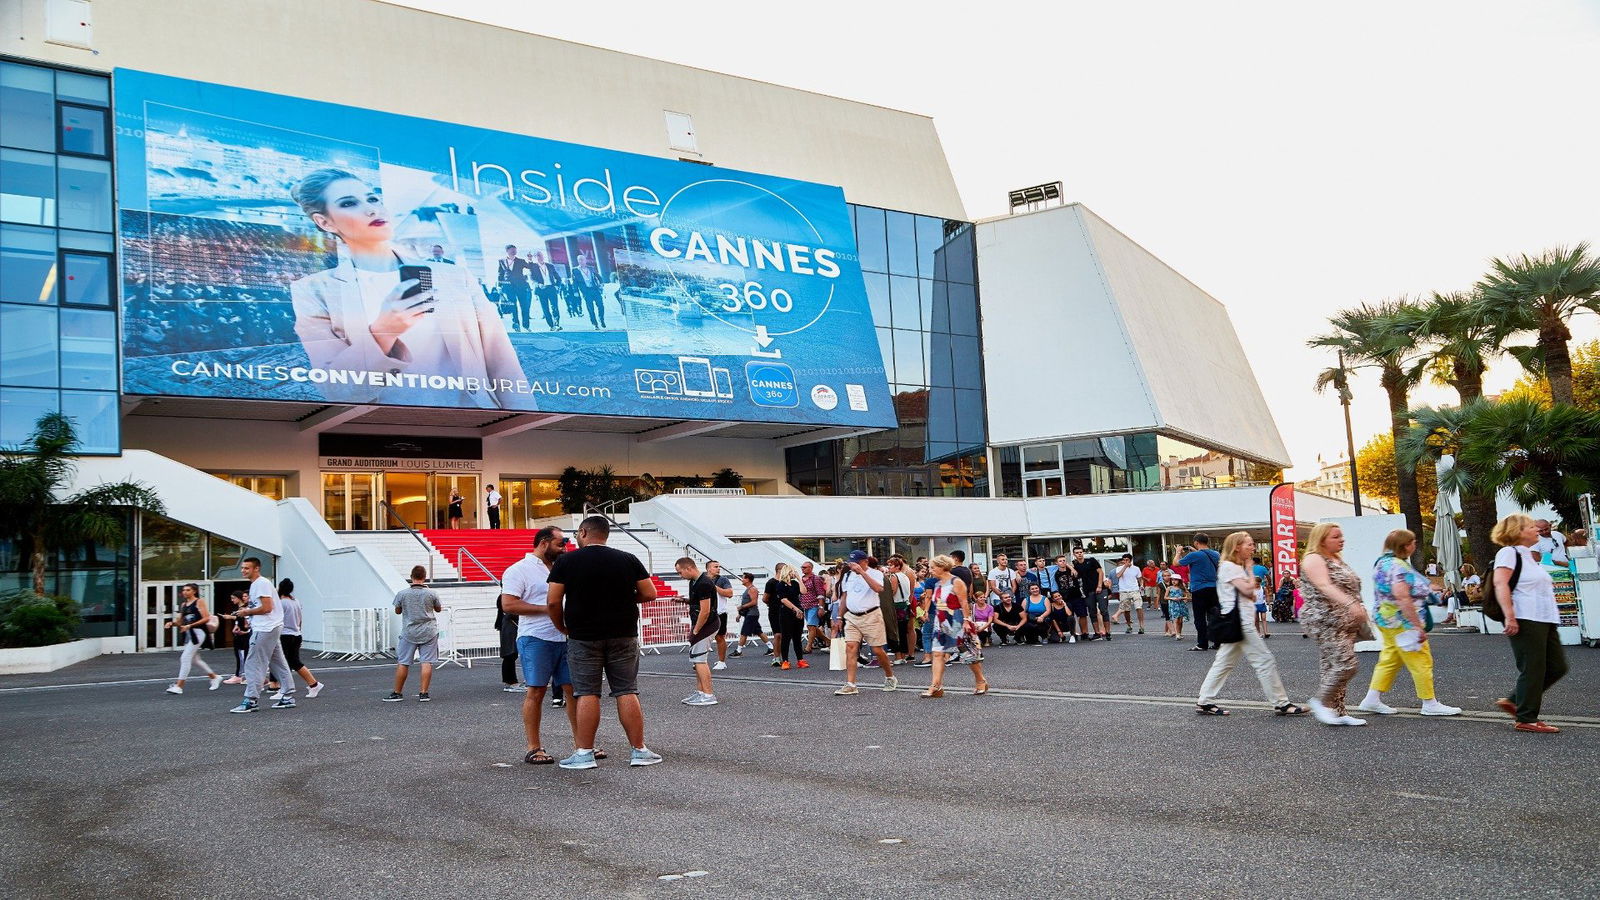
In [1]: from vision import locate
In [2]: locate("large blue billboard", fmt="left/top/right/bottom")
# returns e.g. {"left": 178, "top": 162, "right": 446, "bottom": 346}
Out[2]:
{"left": 112, "top": 69, "right": 895, "bottom": 427}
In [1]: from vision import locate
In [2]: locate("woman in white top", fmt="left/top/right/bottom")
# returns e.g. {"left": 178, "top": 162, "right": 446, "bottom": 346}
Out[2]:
{"left": 1491, "top": 514, "right": 1568, "bottom": 733}
{"left": 1194, "top": 531, "right": 1308, "bottom": 717}
{"left": 288, "top": 168, "right": 531, "bottom": 409}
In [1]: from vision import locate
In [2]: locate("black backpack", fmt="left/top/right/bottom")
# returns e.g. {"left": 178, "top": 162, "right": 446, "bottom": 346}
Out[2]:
{"left": 1483, "top": 550, "right": 1522, "bottom": 622}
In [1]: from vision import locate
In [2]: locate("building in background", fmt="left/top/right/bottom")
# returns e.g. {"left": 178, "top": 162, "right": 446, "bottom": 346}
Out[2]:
{"left": 1, "top": 0, "right": 1338, "bottom": 651}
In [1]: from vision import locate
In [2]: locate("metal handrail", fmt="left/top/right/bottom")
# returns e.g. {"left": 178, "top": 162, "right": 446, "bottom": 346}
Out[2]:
{"left": 456, "top": 547, "right": 500, "bottom": 585}
{"left": 584, "top": 496, "right": 635, "bottom": 517}
{"left": 380, "top": 500, "right": 434, "bottom": 581}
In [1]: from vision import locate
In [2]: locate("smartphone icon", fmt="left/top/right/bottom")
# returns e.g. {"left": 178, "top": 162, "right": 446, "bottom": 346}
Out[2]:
{"left": 713, "top": 368, "right": 733, "bottom": 398}
{"left": 679, "top": 357, "right": 716, "bottom": 397}
{"left": 398, "top": 264, "right": 433, "bottom": 305}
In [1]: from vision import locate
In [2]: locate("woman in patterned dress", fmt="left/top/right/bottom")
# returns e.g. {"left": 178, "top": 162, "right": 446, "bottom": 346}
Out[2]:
{"left": 1297, "top": 522, "right": 1370, "bottom": 725}
{"left": 922, "top": 555, "right": 988, "bottom": 698}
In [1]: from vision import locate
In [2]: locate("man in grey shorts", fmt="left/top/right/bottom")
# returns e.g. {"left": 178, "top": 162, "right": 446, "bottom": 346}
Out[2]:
{"left": 385, "top": 565, "right": 442, "bottom": 702}
{"left": 546, "top": 515, "right": 664, "bottom": 769}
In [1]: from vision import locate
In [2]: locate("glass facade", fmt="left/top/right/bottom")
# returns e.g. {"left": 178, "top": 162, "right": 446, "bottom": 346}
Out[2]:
{"left": 0, "top": 60, "right": 118, "bottom": 453}
{"left": 996, "top": 432, "right": 1265, "bottom": 498}
{"left": 785, "top": 205, "right": 987, "bottom": 496}
{"left": 0, "top": 509, "right": 134, "bottom": 638}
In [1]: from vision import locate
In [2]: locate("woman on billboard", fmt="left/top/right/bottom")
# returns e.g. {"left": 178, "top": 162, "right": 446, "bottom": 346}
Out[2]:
{"left": 289, "top": 169, "right": 533, "bottom": 409}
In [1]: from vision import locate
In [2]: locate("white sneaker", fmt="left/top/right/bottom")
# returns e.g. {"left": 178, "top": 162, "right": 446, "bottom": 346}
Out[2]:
{"left": 712, "top": 661, "right": 727, "bottom": 671}
{"left": 1307, "top": 697, "right": 1341, "bottom": 726}
{"left": 834, "top": 683, "right": 860, "bottom": 696}
{"left": 207, "top": 675, "right": 222, "bottom": 691}
{"left": 1354, "top": 699, "right": 1398, "bottom": 715}
{"left": 882, "top": 676, "right": 898, "bottom": 692}
{"left": 683, "top": 692, "right": 719, "bottom": 706}
{"left": 1335, "top": 715, "right": 1369, "bottom": 726}
{"left": 1420, "top": 700, "right": 1462, "bottom": 716}
{"left": 269, "top": 690, "right": 285, "bottom": 701}
{"left": 306, "top": 682, "right": 324, "bottom": 699}
{"left": 165, "top": 685, "right": 183, "bottom": 695}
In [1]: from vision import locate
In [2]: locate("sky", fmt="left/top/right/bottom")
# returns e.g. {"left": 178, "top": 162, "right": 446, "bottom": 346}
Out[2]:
{"left": 390, "top": 0, "right": 1600, "bottom": 478}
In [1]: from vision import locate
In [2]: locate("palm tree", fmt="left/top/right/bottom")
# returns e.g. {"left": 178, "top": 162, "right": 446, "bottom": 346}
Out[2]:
{"left": 1310, "top": 300, "right": 1427, "bottom": 545}
{"left": 0, "top": 413, "right": 164, "bottom": 595}
{"left": 1405, "top": 398, "right": 1600, "bottom": 528}
{"left": 1400, "top": 291, "right": 1506, "bottom": 572}
{"left": 1475, "top": 243, "right": 1600, "bottom": 406}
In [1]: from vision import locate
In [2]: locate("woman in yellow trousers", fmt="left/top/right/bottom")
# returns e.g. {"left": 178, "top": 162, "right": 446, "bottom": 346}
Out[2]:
{"left": 1354, "top": 530, "right": 1462, "bottom": 717}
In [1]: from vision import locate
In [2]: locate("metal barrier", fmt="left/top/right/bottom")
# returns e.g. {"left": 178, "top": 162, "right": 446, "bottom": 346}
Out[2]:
{"left": 317, "top": 608, "right": 393, "bottom": 660}
{"left": 638, "top": 598, "right": 692, "bottom": 654}
{"left": 438, "top": 604, "right": 501, "bottom": 668}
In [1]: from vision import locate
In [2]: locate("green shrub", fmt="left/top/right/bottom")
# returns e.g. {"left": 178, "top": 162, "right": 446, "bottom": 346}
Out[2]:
{"left": 0, "top": 590, "right": 81, "bottom": 648}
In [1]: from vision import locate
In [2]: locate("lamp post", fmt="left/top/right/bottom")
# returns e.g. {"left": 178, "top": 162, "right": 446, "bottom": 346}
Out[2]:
{"left": 1338, "top": 350, "right": 1363, "bottom": 516}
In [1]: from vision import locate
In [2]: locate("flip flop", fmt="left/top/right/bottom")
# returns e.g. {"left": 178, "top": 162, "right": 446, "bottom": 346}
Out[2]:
{"left": 524, "top": 748, "right": 554, "bottom": 765}
{"left": 1195, "top": 703, "right": 1230, "bottom": 716}
{"left": 594, "top": 749, "right": 608, "bottom": 760}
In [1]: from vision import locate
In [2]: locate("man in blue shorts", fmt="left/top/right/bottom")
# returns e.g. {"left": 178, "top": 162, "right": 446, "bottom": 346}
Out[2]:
{"left": 502, "top": 526, "right": 579, "bottom": 765}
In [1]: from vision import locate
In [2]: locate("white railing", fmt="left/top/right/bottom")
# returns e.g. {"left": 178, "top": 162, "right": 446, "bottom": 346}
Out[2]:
{"left": 672, "top": 487, "right": 749, "bottom": 496}
{"left": 317, "top": 608, "right": 393, "bottom": 660}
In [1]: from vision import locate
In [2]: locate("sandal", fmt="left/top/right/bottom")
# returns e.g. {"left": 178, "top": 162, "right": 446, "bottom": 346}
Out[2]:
{"left": 524, "top": 748, "right": 554, "bottom": 765}
{"left": 920, "top": 687, "right": 944, "bottom": 698}
{"left": 1274, "top": 703, "right": 1309, "bottom": 716}
{"left": 594, "top": 748, "right": 608, "bottom": 760}
{"left": 973, "top": 682, "right": 989, "bottom": 696}
{"left": 1195, "top": 703, "right": 1230, "bottom": 716}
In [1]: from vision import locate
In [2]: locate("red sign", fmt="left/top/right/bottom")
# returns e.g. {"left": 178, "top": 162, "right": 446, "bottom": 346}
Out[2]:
{"left": 1269, "top": 483, "right": 1298, "bottom": 586}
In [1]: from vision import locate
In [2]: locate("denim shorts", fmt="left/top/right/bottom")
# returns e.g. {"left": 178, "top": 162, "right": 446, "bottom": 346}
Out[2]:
{"left": 517, "top": 635, "right": 570, "bottom": 689}
{"left": 804, "top": 607, "right": 823, "bottom": 628}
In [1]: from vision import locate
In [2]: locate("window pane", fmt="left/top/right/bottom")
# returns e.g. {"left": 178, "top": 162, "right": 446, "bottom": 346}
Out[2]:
{"left": 56, "top": 156, "right": 111, "bottom": 232}
{"left": 951, "top": 335, "right": 982, "bottom": 386}
{"left": 0, "top": 63, "right": 56, "bottom": 152}
{"left": 948, "top": 282, "right": 979, "bottom": 335}
{"left": 885, "top": 210, "right": 918, "bottom": 276}
{"left": 0, "top": 386, "right": 58, "bottom": 446}
{"left": 59, "top": 307, "right": 116, "bottom": 389}
{"left": 955, "top": 388, "right": 985, "bottom": 449}
{"left": 889, "top": 275, "right": 919, "bottom": 330}
{"left": 60, "top": 390, "right": 117, "bottom": 453}
{"left": 55, "top": 72, "right": 109, "bottom": 106}
{"left": 0, "top": 304, "right": 58, "bottom": 386}
{"left": 927, "top": 332, "right": 955, "bottom": 388}
{"left": 919, "top": 278, "right": 941, "bottom": 332}
{"left": 854, "top": 206, "right": 887, "bottom": 273}
{"left": 876, "top": 327, "right": 895, "bottom": 383}
{"left": 0, "top": 224, "right": 57, "bottom": 303}
{"left": 1023, "top": 443, "right": 1061, "bottom": 471}
{"left": 62, "top": 252, "right": 110, "bottom": 305}
{"left": 0, "top": 149, "right": 57, "bottom": 226}
{"left": 862, "top": 270, "right": 890, "bottom": 328}
{"left": 915, "top": 215, "right": 946, "bottom": 278}
{"left": 140, "top": 515, "right": 206, "bottom": 581}
{"left": 943, "top": 230, "right": 976, "bottom": 284}
{"left": 892, "top": 327, "right": 924, "bottom": 386}
{"left": 59, "top": 104, "right": 108, "bottom": 156}
{"left": 57, "top": 229, "right": 112, "bottom": 252}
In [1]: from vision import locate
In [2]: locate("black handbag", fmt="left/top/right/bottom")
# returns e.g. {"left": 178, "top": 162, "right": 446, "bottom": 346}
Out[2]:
{"left": 1209, "top": 596, "right": 1244, "bottom": 643}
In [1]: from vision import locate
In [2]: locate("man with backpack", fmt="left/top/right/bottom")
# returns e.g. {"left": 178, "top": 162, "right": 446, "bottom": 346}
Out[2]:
{"left": 1177, "top": 534, "right": 1223, "bottom": 651}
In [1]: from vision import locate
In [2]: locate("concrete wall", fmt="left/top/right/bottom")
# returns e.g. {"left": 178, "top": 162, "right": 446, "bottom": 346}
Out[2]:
{"left": 3, "top": 0, "right": 964, "bottom": 219}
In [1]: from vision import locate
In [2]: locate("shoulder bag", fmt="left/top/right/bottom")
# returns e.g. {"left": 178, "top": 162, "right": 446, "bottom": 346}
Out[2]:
{"left": 1208, "top": 585, "right": 1245, "bottom": 643}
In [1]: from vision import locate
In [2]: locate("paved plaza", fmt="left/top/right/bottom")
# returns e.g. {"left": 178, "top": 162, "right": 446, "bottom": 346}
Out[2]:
{"left": 2, "top": 627, "right": 1596, "bottom": 899}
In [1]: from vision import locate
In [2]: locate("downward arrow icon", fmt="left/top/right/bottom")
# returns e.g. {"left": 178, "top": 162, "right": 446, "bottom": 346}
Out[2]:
{"left": 754, "top": 325, "right": 775, "bottom": 348}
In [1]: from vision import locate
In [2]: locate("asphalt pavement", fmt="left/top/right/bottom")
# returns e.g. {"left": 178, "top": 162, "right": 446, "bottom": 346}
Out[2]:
{"left": 1, "top": 625, "right": 1596, "bottom": 900}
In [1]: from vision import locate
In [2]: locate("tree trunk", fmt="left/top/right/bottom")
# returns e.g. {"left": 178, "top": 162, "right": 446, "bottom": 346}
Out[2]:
{"left": 1385, "top": 381, "right": 1425, "bottom": 561}
{"left": 29, "top": 532, "right": 47, "bottom": 596}
{"left": 1460, "top": 490, "right": 1498, "bottom": 577}
{"left": 1540, "top": 313, "right": 1575, "bottom": 406}
{"left": 1453, "top": 362, "right": 1483, "bottom": 403}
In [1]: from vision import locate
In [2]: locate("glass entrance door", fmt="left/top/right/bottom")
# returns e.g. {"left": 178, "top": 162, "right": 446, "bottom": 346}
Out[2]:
{"left": 384, "top": 472, "right": 429, "bottom": 531}
{"left": 322, "top": 472, "right": 378, "bottom": 530}
{"left": 432, "top": 474, "right": 479, "bottom": 529}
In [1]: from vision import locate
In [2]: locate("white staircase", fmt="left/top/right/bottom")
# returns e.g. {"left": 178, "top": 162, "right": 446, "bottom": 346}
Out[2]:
{"left": 339, "top": 531, "right": 461, "bottom": 582}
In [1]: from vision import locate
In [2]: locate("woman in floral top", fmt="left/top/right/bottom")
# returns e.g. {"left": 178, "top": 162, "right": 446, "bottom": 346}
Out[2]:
{"left": 1298, "top": 523, "right": 1370, "bottom": 725}
{"left": 1354, "top": 530, "right": 1462, "bottom": 718}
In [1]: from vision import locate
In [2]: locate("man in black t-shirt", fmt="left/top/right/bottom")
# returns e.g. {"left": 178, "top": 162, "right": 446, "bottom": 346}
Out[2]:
{"left": 547, "top": 515, "right": 663, "bottom": 770}
{"left": 1070, "top": 548, "right": 1109, "bottom": 641}
{"left": 675, "top": 557, "right": 720, "bottom": 707}
{"left": 1053, "top": 554, "right": 1084, "bottom": 643}
{"left": 950, "top": 549, "right": 974, "bottom": 590}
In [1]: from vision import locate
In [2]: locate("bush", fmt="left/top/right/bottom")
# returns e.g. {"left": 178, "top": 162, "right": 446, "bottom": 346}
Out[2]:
{"left": 0, "top": 590, "right": 82, "bottom": 648}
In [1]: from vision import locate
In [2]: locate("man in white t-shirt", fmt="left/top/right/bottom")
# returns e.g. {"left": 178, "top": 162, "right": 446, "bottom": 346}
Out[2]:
{"left": 1113, "top": 554, "right": 1146, "bottom": 634}
{"left": 830, "top": 550, "right": 897, "bottom": 695}
{"left": 501, "top": 526, "right": 576, "bottom": 765}
{"left": 230, "top": 557, "right": 295, "bottom": 713}
{"left": 486, "top": 484, "right": 502, "bottom": 529}
{"left": 986, "top": 553, "right": 1015, "bottom": 600}
{"left": 1532, "top": 520, "right": 1568, "bottom": 566}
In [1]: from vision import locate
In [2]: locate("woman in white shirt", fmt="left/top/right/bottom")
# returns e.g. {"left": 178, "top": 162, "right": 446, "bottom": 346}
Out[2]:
{"left": 1194, "top": 532, "right": 1308, "bottom": 718}
{"left": 1491, "top": 514, "right": 1569, "bottom": 734}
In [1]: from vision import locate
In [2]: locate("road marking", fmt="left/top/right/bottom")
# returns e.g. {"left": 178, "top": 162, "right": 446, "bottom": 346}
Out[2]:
{"left": 1394, "top": 791, "right": 1469, "bottom": 804}
{"left": 0, "top": 662, "right": 396, "bottom": 694}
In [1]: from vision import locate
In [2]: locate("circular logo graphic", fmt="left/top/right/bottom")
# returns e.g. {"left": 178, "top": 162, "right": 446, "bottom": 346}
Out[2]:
{"left": 810, "top": 385, "right": 838, "bottom": 410}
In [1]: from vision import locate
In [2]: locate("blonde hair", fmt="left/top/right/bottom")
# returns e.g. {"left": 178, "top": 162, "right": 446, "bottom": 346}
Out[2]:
{"left": 1382, "top": 529, "right": 1417, "bottom": 556}
{"left": 1219, "top": 531, "right": 1253, "bottom": 564}
{"left": 1491, "top": 514, "right": 1535, "bottom": 547}
{"left": 773, "top": 562, "right": 796, "bottom": 582}
{"left": 1303, "top": 522, "right": 1342, "bottom": 561}
{"left": 929, "top": 554, "right": 957, "bottom": 573}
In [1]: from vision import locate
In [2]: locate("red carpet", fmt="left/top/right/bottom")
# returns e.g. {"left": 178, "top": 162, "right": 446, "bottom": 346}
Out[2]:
{"left": 421, "top": 529, "right": 678, "bottom": 597}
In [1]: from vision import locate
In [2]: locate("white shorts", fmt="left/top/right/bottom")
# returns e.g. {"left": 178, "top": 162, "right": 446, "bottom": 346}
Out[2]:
{"left": 1117, "top": 590, "right": 1143, "bottom": 612}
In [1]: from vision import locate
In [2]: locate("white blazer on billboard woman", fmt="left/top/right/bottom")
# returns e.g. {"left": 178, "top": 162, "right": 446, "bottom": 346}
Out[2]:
{"left": 290, "top": 251, "right": 534, "bottom": 410}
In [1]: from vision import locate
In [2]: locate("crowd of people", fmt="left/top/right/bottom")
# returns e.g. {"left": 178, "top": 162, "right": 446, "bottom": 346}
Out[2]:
{"left": 164, "top": 512, "right": 1578, "bottom": 763}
